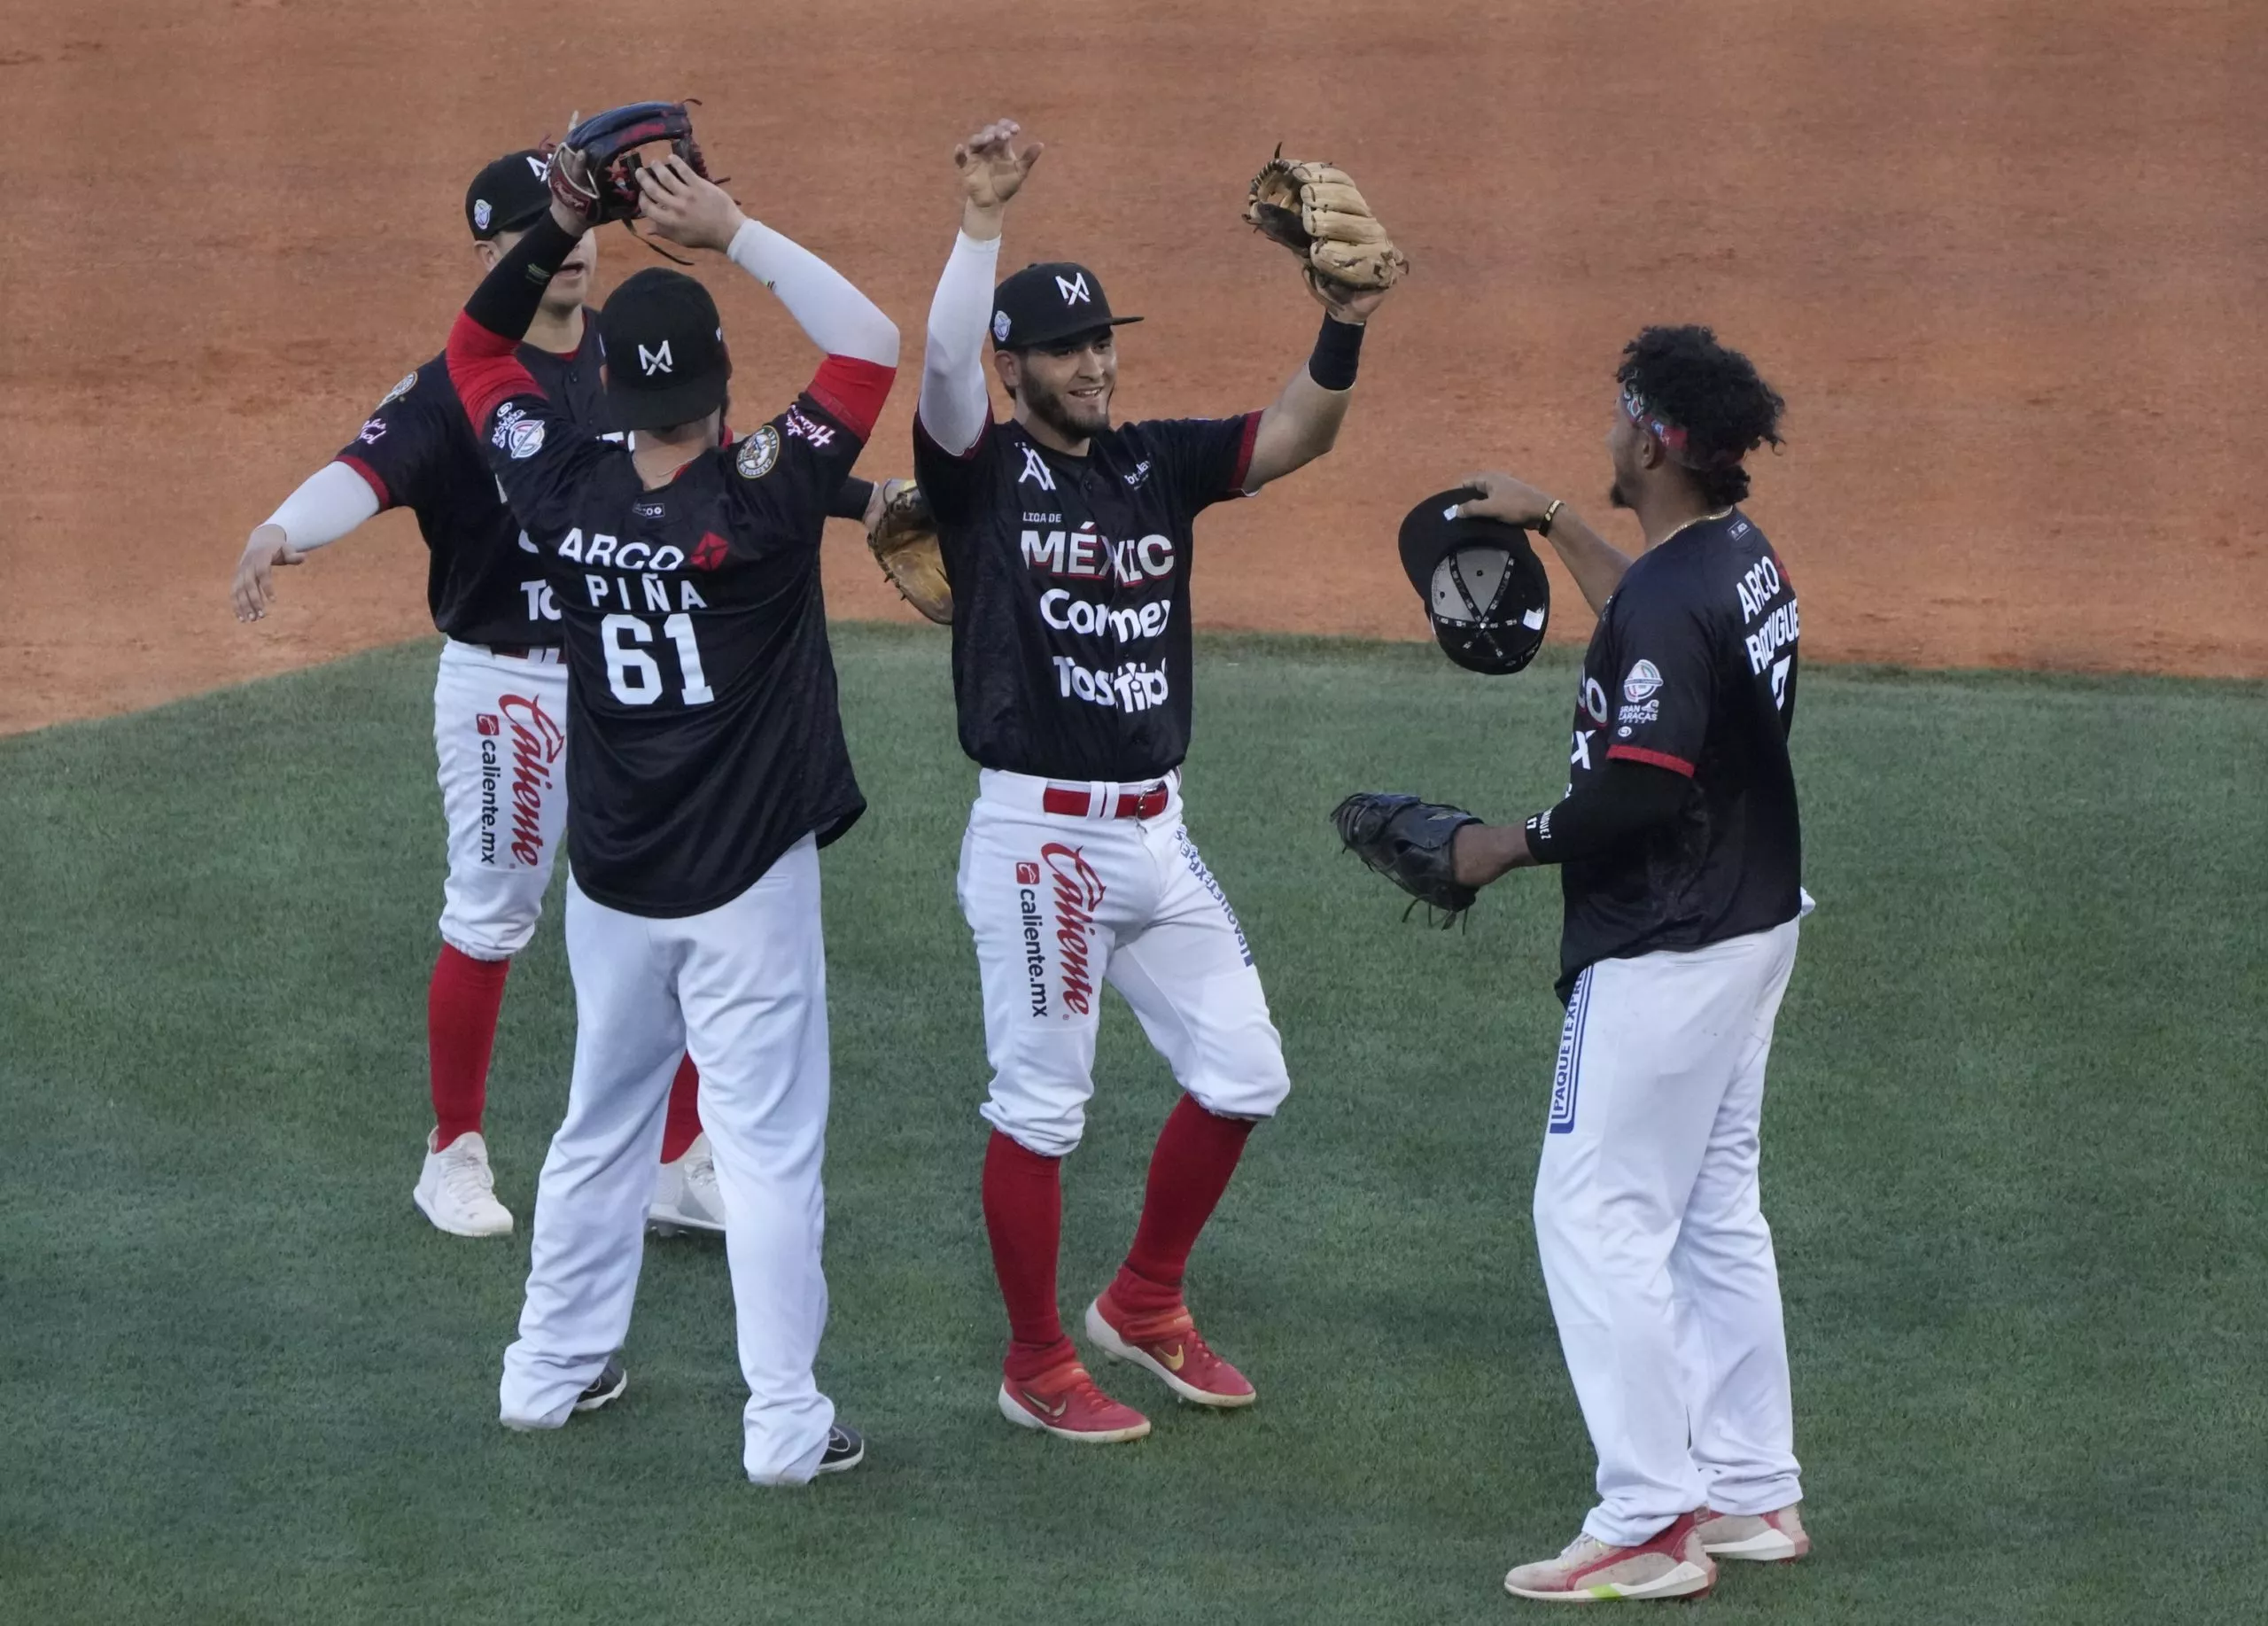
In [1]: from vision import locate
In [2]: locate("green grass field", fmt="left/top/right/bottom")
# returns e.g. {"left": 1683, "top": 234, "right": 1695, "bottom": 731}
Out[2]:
{"left": 3, "top": 626, "right": 2263, "bottom": 1624}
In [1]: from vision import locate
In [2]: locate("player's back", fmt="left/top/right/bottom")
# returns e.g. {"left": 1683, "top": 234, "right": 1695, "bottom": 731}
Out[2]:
{"left": 494, "top": 395, "right": 870, "bottom": 918}
{"left": 1557, "top": 510, "right": 1802, "bottom": 990}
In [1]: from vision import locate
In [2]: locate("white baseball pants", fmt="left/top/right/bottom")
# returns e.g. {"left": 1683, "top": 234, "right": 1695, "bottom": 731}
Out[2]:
{"left": 1534, "top": 918, "right": 1803, "bottom": 1547}
{"left": 432, "top": 639, "right": 568, "bottom": 960}
{"left": 956, "top": 771, "right": 1290, "bottom": 1157}
{"left": 500, "top": 836, "right": 836, "bottom": 1484}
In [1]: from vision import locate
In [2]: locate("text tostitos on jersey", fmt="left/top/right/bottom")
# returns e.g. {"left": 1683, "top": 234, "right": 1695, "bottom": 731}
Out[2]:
{"left": 915, "top": 407, "right": 1288, "bottom": 1160}
{"left": 914, "top": 411, "right": 1259, "bottom": 782}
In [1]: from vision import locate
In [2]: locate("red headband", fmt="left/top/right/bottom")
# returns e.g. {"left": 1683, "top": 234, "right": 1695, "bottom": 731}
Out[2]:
{"left": 1622, "top": 384, "right": 1743, "bottom": 471}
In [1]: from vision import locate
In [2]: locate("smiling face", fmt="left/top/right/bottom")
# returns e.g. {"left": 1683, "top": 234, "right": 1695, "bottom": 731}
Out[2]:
{"left": 996, "top": 328, "right": 1117, "bottom": 442}
{"left": 476, "top": 223, "right": 598, "bottom": 321}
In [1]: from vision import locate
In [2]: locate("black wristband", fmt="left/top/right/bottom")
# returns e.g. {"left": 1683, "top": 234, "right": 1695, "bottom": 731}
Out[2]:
{"left": 828, "top": 478, "right": 877, "bottom": 522}
{"left": 1307, "top": 313, "right": 1365, "bottom": 391}
{"left": 463, "top": 213, "right": 581, "bottom": 342}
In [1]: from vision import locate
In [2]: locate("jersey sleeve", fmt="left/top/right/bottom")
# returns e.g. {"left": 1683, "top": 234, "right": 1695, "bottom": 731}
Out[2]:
{"left": 720, "top": 392, "right": 867, "bottom": 555}
{"left": 331, "top": 371, "right": 441, "bottom": 510}
{"left": 1598, "top": 588, "right": 1717, "bottom": 778}
{"left": 447, "top": 313, "right": 609, "bottom": 536}
{"left": 911, "top": 411, "right": 997, "bottom": 526}
{"left": 1145, "top": 413, "right": 1262, "bottom": 517}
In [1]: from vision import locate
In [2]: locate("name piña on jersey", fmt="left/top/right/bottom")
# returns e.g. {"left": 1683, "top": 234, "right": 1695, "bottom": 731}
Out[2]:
{"left": 468, "top": 383, "right": 869, "bottom": 915}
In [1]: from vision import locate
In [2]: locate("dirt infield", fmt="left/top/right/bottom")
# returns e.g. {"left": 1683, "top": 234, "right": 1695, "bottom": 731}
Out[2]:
{"left": 4, "top": 0, "right": 2263, "bottom": 734}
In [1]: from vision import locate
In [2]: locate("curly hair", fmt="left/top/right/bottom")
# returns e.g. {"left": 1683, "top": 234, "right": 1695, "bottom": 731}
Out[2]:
{"left": 1617, "top": 326, "right": 1784, "bottom": 508}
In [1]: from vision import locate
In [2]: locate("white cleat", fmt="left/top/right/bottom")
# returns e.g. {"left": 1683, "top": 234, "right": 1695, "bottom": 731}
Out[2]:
{"left": 412, "top": 1130, "right": 514, "bottom": 1237}
{"left": 649, "top": 1133, "right": 726, "bottom": 1235}
{"left": 1503, "top": 1513, "right": 1716, "bottom": 1603}
{"left": 1695, "top": 1502, "right": 1810, "bottom": 1562}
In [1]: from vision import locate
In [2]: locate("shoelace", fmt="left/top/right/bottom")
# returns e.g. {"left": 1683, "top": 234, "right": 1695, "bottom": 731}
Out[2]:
{"left": 441, "top": 1146, "right": 498, "bottom": 1205}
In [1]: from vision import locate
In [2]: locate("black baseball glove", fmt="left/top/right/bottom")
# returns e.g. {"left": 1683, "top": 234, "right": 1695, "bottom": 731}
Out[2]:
{"left": 548, "top": 102, "right": 711, "bottom": 226}
{"left": 1331, "top": 792, "right": 1481, "bottom": 924}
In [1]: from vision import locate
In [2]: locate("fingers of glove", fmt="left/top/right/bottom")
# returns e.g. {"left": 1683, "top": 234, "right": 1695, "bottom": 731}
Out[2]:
{"left": 1303, "top": 201, "right": 1391, "bottom": 246}
{"left": 1309, "top": 244, "right": 1406, "bottom": 291}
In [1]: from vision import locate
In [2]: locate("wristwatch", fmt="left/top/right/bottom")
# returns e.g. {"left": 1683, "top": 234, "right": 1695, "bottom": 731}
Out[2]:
{"left": 1537, "top": 498, "right": 1565, "bottom": 538}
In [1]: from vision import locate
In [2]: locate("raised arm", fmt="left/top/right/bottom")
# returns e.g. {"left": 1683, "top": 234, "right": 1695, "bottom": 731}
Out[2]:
{"left": 919, "top": 120, "right": 1042, "bottom": 455}
{"left": 1456, "top": 472, "right": 1634, "bottom": 616}
{"left": 635, "top": 157, "right": 898, "bottom": 434}
{"left": 1241, "top": 280, "right": 1392, "bottom": 492}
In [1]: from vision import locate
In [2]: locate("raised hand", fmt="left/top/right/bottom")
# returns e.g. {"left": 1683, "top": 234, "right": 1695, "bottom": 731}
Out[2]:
{"left": 636, "top": 156, "right": 747, "bottom": 254}
{"left": 1454, "top": 471, "right": 1557, "bottom": 529}
{"left": 1306, "top": 270, "right": 1393, "bottom": 325}
{"left": 954, "top": 119, "right": 1044, "bottom": 216}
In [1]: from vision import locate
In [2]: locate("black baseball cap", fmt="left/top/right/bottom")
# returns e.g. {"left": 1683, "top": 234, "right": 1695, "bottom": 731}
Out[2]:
{"left": 1397, "top": 487, "right": 1551, "bottom": 675}
{"left": 990, "top": 261, "right": 1144, "bottom": 351}
{"left": 465, "top": 149, "right": 555, "bottom": 240}
{"left": 596, "top": 269, "right": 733, "bottom": 431}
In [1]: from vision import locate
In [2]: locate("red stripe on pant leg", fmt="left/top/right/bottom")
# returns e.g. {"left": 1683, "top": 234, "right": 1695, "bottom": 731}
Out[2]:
{"left": 661, "top": 1054, "right": 703, "bottom": 1163}
{"left": 983, "top": 1130, "right": 1074, "bottom": 1379}
{"left": 1113, "top": 1094, "right": 1256, "bottom": 1314}
{"left": 428, "top": 945, "right": 511, "bottom": 1148}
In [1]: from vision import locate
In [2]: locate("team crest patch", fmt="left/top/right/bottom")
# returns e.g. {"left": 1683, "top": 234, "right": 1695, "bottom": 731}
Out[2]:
{"left": 473, "top": 198, "right": 493, "bottom": 232}
{"left": 992, "top": 310, "right": 1012, "bottom": 343}
{"left": 1622, "top": 659, "right": 1663, "bottom": 703}
{"left": 379, "top": 370, "right": 417, "bottom": 407}
{"left": 734, "top": 424, "right": 781, "bottom": 480}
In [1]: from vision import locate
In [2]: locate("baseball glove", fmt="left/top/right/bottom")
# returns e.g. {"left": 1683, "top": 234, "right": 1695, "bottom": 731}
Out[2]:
{"left": 867, "top": 481, "right": 951, "bottom": 625}
{"left": 548, "top": 101, "right": 711, "bottom": 228}
{"left": 1245, "top": 150, "right": 1410, "bottom": 293}
{"left": 1332, "top": 792, "right": 1480, "bottom": 923}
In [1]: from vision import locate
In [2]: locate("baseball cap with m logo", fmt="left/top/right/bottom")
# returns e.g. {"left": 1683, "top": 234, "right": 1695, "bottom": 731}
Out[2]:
{"left": 596, "top": 268, "right": 732, "bottom": 432}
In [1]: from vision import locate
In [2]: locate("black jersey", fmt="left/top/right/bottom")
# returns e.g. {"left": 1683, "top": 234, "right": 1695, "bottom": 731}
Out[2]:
{"left": 453, "top": 362, "right": 872, "bottom": 918}
{"left": 333, "top": 329, "right": 608, "bottom": 649}
{"left": 913, "top": 411, "right": 1259, "bottom": 782}
{"left": 1556, "top": 510, "right": 1804, "bottom": 995}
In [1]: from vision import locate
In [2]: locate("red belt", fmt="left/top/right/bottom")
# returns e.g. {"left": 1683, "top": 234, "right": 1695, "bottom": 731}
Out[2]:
{"left": 1042, "top": 783, "right": 1170, "bottom": 821}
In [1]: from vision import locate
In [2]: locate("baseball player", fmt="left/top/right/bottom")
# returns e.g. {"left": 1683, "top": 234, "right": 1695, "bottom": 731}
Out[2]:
{"left": 913, "top": 121, "right": 1394, "bottom": 1442}
{"left": 230, "top": 149, "right": 898, "bottom": 1241}
{"left": 446, "top": 136, "right": 893, "bottom": 1482}
{"left": 1447, "top": 328, "right": 1803, "bottom": 1601}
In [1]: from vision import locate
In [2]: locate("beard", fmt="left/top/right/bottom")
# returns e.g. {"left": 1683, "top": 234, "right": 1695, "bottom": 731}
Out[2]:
{"left": 1022, "top": 373, "right": 1111, "bottom": 440}
{"left": 1608, "top": 478, "right": 1634, "bottom": 510}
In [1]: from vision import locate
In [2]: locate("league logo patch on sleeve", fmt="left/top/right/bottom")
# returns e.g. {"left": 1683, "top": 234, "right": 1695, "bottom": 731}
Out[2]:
{"left": 492, "top": 403, "right": 546, "bottom": 461}
{"left": 1622, "top": 659, "right": 1663, "bottom": 703}
{"left": 734, "top": 424, "right": 781, "bottom": 480}
{"left": 378, "top": 370, "right": 417, "bottom": 407}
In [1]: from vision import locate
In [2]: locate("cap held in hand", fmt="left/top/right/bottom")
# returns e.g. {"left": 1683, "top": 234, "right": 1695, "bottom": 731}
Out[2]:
{"left": 1398, "top": 487, "right": 1550, "bottom": 675}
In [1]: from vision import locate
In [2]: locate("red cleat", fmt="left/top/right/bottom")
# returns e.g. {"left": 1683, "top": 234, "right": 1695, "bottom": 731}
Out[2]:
{"left": 996, "top": 1357, "right": 1152, "bottom": 1443}
{"left": 1085, "top": 1288, "right": 1256, "bottom": 1408}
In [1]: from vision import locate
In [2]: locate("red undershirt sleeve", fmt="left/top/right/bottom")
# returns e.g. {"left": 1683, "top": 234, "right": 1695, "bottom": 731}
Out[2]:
{"left": 805, "top": 356, "right": 897, "bottom": 441}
